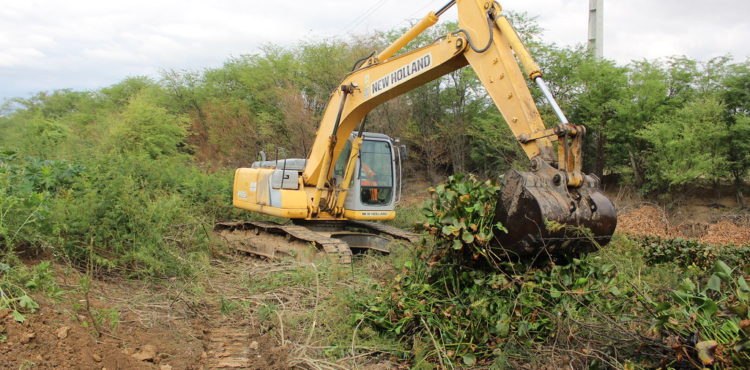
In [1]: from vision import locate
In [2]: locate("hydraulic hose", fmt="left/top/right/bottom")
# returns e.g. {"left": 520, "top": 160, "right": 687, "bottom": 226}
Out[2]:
{"left": 453, "top": 9, "right": 495, "bottom": 54}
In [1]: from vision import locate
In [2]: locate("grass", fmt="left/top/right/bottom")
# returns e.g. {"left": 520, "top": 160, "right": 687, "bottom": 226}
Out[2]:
{"left": 386, "top": 204, "right": 425, "bottom": 230}
{"left": 216, "top": 230, "right": 750, "bottom": 368}
{"left": 8, "top": 228, "right": 746, "bottom": 368}
{"left": 198, "top": 249, "right": 411, "bottom": 368}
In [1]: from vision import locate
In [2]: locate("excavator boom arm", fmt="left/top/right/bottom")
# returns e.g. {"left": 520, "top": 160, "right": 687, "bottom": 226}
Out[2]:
{"left": 302, "top": 0, "right": 560, "bottom": 187}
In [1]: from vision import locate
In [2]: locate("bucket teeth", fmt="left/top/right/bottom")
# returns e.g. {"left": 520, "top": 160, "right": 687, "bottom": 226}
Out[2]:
{"left": 493, "top": 166, "right": 617, "bottom": 257}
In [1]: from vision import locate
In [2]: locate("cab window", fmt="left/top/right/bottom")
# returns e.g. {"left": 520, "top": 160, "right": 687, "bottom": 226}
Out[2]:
{"left": 333, "top": 140, "right": 352, "bottom": 178}
{"left": 359, "top": 140, "right": 393, "bottom": 205}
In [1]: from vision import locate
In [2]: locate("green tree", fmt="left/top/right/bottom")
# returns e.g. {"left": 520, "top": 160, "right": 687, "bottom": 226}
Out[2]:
{"left": 609, "top": 60, "right": 671, "bottom": 185}
{"left": 567, "top": 57, "right": 628, "bottom": 177}
{"left": 638, "top": 96, "right": 729, "bottom": 192}
{"left": 109, "top": 93, "right": 188, "bottom": 159}
{"left": 721, "top": 61, "right": 750, "bottom": 205}
{"left": 100, "top": 76, "right": 157, "bottom": 107}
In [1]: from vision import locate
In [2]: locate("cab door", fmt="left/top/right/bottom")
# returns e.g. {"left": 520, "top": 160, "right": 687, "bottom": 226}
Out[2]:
{"left": 356, "top": 139, "right": 395, "bottom": 207}
{"left": 331, "top": 137, "right": 395, "bottom": 212}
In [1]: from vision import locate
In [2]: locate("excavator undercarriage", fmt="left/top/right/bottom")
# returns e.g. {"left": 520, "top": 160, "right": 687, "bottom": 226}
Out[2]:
{"left": 215, "top": 220, "right": 418, "bottom": 263}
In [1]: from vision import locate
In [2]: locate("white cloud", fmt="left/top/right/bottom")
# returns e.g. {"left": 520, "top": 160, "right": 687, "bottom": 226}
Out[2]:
{"left": 0, "top": 47, "right": 45, "bottom": 67}
{"left": 1, "top": 0, "right": 748, "bottom": 101}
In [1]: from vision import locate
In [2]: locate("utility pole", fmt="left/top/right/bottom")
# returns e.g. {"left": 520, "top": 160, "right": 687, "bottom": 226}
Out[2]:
{"left": 588, "top": 0, "right": 603, "bottom": 59}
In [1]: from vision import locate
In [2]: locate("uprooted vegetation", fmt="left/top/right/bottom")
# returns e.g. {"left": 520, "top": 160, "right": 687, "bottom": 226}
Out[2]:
{"left": 346, "top": 177, "right": 750, "bottom": 368}
{"left": 209, "top": 177, "right": 750, "bottom": 368}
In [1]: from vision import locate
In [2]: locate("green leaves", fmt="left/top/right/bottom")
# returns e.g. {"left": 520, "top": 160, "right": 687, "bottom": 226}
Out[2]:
{"left": 17, "top": 295, "right": 38, "bottom": 311}
{"left": 708, "top": 274, "right": 722, "bottom": 292}
{"left": 11, "top": 310, "right": 25, "bottom": 323}
{"left": 421, "top": 174, "right": 505, "bottom": 265}
{"left": 360, "top": 230, "right": 636, "bottom": 366}
{"left": 715, "top": 260, "right": 734, "bottom": 280}
{"left": 639, "top": 235, "right": 750, "bottom": 270}
{"left": 655, "top": 259, "right": 750, "bottom": 366}
{"left": 111, "top": 93, "right": 189, "bottom": 160}
{"left": 0, "top": 261, "right": 55, "bottom": 324}
{"left": 461, "top": 232, "right": 474, "bottom": 244}
{"left": 461, "top": 353, "right": 476, "bottom": 366}
{"left": 638, "top": 95, "right": 730, "bottom": 189}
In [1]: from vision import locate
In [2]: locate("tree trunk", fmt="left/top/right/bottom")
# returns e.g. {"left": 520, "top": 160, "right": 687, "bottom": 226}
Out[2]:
{"left": 628, "top": 150, "right": 644, "bottom": 187}
{"left": 734, "top": 173, "right": 746, "bottom": 208}
{"left": 595, "top": 130, "right": 605, "bottom": 178}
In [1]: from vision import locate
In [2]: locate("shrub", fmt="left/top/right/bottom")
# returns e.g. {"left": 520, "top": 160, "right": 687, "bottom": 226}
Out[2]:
{"left": 0, "top": 153, "right": 82, "bottom": 252}
{"left": 420, "top": 174, "right": 507, "bottom": 267}
{"left": 638, "top": 235, "right": 750, "bottom": 270}
{"left": 356, "top": 240, "right": 652, "bottom": 367}
{"left": 655, "top": 260, "right": 750, "bottom": 367}
{"left": 45, "top": 154, "right": 224, "bottom": 277}
{"left": 357, "top": 175, "right": 649, "bottom": 367}
{"left": 0, "top": 261, "right": 59, "bottom": 323}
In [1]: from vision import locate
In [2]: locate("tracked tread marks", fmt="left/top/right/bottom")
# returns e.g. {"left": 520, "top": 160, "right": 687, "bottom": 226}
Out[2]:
{"left": 204, "top": 325, "right": 252, "bottom": 369}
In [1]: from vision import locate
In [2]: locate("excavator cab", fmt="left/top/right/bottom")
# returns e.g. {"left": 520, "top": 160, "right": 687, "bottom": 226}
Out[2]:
{"left": 333, "top": 132, "right": 403, "bottom": 213}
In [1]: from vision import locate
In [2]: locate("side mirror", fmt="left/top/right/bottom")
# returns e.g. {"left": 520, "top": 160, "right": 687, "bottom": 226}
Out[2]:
{"left": 399, "top": 144, "right": 408, "bottom": 160}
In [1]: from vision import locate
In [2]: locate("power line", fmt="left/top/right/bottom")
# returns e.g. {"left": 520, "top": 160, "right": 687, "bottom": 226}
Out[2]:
{"left": 394, "top": 1, "right": 446, "bottom": 31}
{"left": 342, "top": 0, "right": 390, "bottom": 34}
{"left": 341, "top": 0, "right": 447, "bottom": 37}
{"left": 406, "top": 0, "right": 437, "bottom": 22}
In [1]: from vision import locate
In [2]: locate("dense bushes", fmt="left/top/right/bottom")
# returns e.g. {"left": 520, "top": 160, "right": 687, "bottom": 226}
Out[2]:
{"left": 46, "top": 155, "right": 232, "bottom": 277}
{"left": 0, "top": 153, "right": 80, "bottom": 252}
{"left": 358, "top": 248, "right": 638, "bottom": 366}
{"left": 0, "top": 86, "right": 238, "bottom": 277}
{"left": 638, "top": 235, "right": 750, "bottom": 270}
{"left": 358, "top": 176, "right": 641, "bottom": 366}
{"left": 1, "top": 152, "right": 233, "bottom": 277}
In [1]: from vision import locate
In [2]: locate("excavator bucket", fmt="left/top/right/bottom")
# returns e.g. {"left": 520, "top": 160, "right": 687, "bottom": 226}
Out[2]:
{"left": 493, "top": 166, "right": 617, "bottom": 258}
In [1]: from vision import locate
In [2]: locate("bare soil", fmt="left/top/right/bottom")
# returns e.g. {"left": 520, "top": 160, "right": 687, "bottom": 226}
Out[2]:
{"left": 0, "top": 261, "right": 289, "bottom": 369}
{"left": 616, "top": 204, "right": 750, "bottom": 245}
{"left": 0, "top": 301, "right": 149, "bottom": 369}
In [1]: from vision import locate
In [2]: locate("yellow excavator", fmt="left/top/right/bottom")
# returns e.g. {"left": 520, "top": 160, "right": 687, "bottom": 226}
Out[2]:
{"left": 217, "top": 0, "right": 617, "bottom": 262}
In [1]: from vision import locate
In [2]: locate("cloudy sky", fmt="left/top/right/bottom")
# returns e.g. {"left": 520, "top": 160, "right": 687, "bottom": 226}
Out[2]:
{"left": 1, "top": 0, "right": 748, "bottom": 102}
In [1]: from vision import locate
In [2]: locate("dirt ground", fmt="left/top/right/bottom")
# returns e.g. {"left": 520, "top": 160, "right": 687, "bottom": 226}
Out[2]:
{"left": 614, "top": 192, "right": 750, "bottom": 246}
{"left": 0, "top": 259, "right": 290, "bottom": 369}
{"left": 617, "top": 204, "right": 750, "bottom": 245}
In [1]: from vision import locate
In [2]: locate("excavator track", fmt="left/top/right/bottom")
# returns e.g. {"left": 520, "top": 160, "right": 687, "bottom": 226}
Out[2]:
{"left": 215, "top": 220, "right": 417, "bottom": 263}
{"left": 215, "top": 221, "right": 353, "bottom": 263}
{"left": 345, "top": 220, "right": 420, "bottom": 243}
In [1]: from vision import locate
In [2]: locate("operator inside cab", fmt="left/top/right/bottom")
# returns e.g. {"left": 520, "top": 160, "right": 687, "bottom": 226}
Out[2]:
{"left": 359, "top": 140, "right": 394, "bottom": 205}
{"left": 333, "top": 136, "right": 395, "bottom": 206}
{"left": 360, "top": 162, "right": 379, "bottom": 201}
